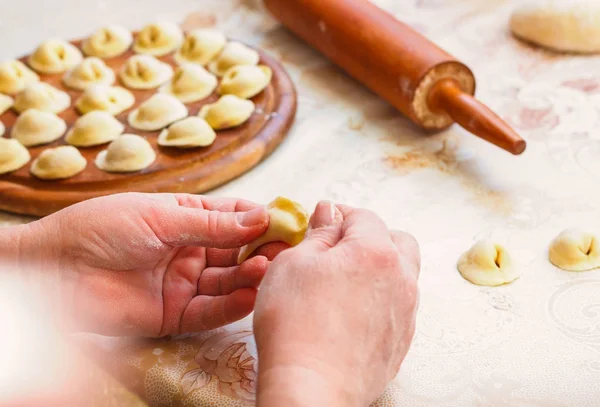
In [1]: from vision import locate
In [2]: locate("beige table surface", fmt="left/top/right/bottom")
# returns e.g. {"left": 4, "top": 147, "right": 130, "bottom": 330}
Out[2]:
{"left": 2, "top": 0, "right": 600, "bottom": 405}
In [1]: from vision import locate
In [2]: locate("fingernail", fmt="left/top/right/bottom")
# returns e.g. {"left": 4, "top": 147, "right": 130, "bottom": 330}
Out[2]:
{"left": 311, "top": 201, "right": 338, "bottom": 230}
{"left": 238, "top": 207, "right": 267, "bottom": 227}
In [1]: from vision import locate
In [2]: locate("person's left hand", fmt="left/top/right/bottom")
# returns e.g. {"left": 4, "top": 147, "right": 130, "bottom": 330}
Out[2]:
{"left": 12, "top": 193, "right": 271, "bottom": 337}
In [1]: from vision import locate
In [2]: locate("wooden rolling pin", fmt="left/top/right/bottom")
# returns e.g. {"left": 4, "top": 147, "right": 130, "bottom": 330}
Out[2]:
{"left": 263, "top": 0, "right": 526, "bottom": 155}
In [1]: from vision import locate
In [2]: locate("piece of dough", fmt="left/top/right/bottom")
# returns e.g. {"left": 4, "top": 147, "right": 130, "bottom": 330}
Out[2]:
{"left": 0, "top": 93, "right": 14, "bottom": 115}
{"left": 62, "top": 57, "right": 116, "bottom": 91}
{"left": 510, "top": 0, "right": 600, "bottom": 53}
{"left": 0, "top": 60, "right": 39, "bottom": 95}
{"left": 0, "top": 138, "right": 30, "bottom": 174}
{"left": 11, "top": 109, "right": 67, "bottom": 147}
{"left": 549, "top": 229, "right": 600, "bottom": 271}
{"left": 218, "top": 65, "right": 272, "bottom": 99}
{"left": 30, "top": 146, "right": 87, "bottom": 180}
{"left": 119, "top": 54, "right": 173, "bottom": 90}
{"left": 133, "top": 22, "right": 183, "bottom": 57}
{"left": 28, "top": 39, "right": 83, "bottom": 74}
{"left": 175, "top": 29, "right": 227, "bottom": 66}
{"left": 160, "top": 64, "right": 217, "bottom": 103}
{"left": 65, "top": 111, "right": 124, "bottom": 147}
{"left": 208, "top": 42, "right": 260, "bottom": 77}
{"left": 198, "top": 95, "right": 254, "bottom": 130}
{"left": 13, "top": 82, "right": 70, "bottom": 114}
{"left": 457, "top": 240, "right": 520, "bottom": 286}
{"left": 75, "top": 84, "right": 135, "bottom": 116}
{"left": 82, "top": 25, "right": 133, "bottom": 59}
{"left": 95, "top": 134, "right": 156, "bottom": 173}
{"left": 128, "top": 93, "right": 187, "bottom": 131}
{"left": 158, "top": 117, "right": 216, "bottom": 148}
{"left": 238, "top": 196, "right": 309, "bottom": 264}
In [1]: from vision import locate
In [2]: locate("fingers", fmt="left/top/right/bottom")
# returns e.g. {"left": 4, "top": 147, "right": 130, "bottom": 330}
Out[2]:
{"left": 298, "top": 201, "right": 344, "bottom": 251}
{"left": 198, "top": 256, "right": 269, "bottom": 296}
{"left": 174, "top": 194, "right": 261, "bottom": 212}
{"left": 179, "top": 288, "right": 257, "bottom": 332}
{"left": 253, "top": 242, "right": 290, "bottom": 261}
{"left": 391, "top": 230, "right": 421, "bottom": 279}
{"left": 339, "top": 207, "right": 394, "bottom": 247}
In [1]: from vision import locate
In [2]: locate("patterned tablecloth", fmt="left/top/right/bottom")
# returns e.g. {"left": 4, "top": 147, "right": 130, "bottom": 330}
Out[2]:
{"left": 2, "top": 0, "right": 600, "bottom": 405}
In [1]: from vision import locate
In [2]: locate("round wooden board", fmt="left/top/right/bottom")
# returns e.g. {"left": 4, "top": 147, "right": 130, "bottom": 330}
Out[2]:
{"left": 0, "top": 34, "right": 297, "bottom": 217}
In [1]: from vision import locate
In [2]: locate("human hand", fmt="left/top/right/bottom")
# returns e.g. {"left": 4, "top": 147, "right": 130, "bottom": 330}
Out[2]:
{"left": 253, "top": 202, "right": 420, "bottom": 406}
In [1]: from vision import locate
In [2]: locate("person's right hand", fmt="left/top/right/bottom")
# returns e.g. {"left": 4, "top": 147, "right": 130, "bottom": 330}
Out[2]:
{"left": 253, "top": 202, "right": 420, "bottom": 406}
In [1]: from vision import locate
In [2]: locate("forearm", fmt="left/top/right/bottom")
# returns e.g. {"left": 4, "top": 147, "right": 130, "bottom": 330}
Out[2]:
{"left": 0, "top": 221, "right": 58, "bottom": 271}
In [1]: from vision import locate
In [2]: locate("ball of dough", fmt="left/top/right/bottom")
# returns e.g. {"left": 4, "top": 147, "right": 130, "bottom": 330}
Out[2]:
{"left": 549, "top": 229, "right": 600, "bottom": 271}
{"left": 28, "top": 39, "right": 83, "bottom": 74}
{"left": 160, "top": 64, "right": 217, "bottom": 103}
{"left": 218, "top": 65, "right": 272, "bottom": 99}
{"left": 158, "top": 117, "right": 216, "bottom": 148}
{"left": 198, "top": 95, "right": 255, "bottom": 130}
{"left": 119, "top": 55, "right": 173, "bottom": 90}
{"left": 457, "top": 240, "right": 520, "bottom": 286}
{"left": 95, "top": 134, "right": 156, "bottom": 173}
{"left": 0, "top": 60, "right": 39, "bottom": 95}
{"left": 11, "top": 109, "right": 67, "bottom": 147}
{"left": 82, "top": 25, "right": 133, "bottom": 59}
{"left": 175, "top": 29, "right": 227, "bottom": 66}
{"left": 66, "top": 111, "right": 124, "bottom": 147}
{"left": 0, "top": 138, "right": 30, "bottom": 175}
{"left": 75, "top": 84, "right": 135, "bottom": 116}
{"left": 13, "top": 82, "right": 70, "bottom": 114}
{"left": 62, "top": 57, "right": 116, "bottom": 91}
{"left": 238, "top": 196, "right": 309, "bottom": 264}
{"left": 208, "top": 42, "right": 260, "bottom": 77}
{"left": 128, "top": 93, "right": 187, "bottom": 131}
{"left": 510, "top": 0, "right": 600, "bottom": 53}
{"left": 0, "top": 93, "right": 14, "bottom": 116}
{"left": 31, "top": 146, "right": 87, "bottom": 180}
{"left": 133, "top": 22, "right": 183, "bottom": 57}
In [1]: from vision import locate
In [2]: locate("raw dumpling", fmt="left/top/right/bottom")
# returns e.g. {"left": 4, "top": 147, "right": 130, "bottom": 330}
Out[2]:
{"left": 199, "top": 95, "right": 254, "bottom": 130}
{"left": 30, "top": 146, "right": 87, "bottom": 180}
{"left": 62, "top": 57, "right": 116, "bottom": 90}
{"left": 208, "top": 42, "right": 260, "bottom": 77}
{"left": 158, "top": 117, "right": 216, "bottom": 148}
{"left": 95, "top": 134, "right": 156, "bottom": 172}
{"left": 66, "top": 111, "right": 124, "bottom": 147}
{"left": 128, "top": 93, "right": 187, "bottom": 131}
{"left": 13, "top": 82, "right": 70, "bottom": 114}
{"left": 218, "top": 65, "right": 272, "bottom": 99}
{"left": 549, "top": 229, "right": 600, "bottom": 271}
{"left": 28, "top": 39, "right": 83, "bottom": 74}
{"left": 11, "top": 109, "right": 67, "bottom": 147}
{"left": 0, "top": 94, "right": 14, "bottom": 115}
{"left": 457, "top": 240, "right": 520, "bottom": 286}
{"left": 119, "top": 55, "right": 173, "bottom": 90}
{"left": 75, "top": 85, "right": 135, "bottom": 115}
{"left": 238, "top": 196, "right": 309, "bottom": 264}
{"left": 0, "top": 139, "right": 30, "bottom": 174}
{"left": 160, "top": 64, "right": 217, "bottom": 103}
{"left": 133, "top": 22, "right": 183, "bottom": 57}
{"left": 82, "top": 25, "right": 133, "bottom": 59}
{"left": 174, "top": 29, "right": 227, "bottom": 66}
{"left": 0, "top": 60, "right": 39, "bottom": 94}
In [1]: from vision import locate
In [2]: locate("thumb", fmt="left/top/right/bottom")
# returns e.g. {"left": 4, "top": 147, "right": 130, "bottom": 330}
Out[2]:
{"left": 299, "top": 201, "right": 344, "bottom": 251}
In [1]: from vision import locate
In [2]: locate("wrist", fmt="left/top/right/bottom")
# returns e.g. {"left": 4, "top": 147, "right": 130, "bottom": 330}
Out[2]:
{"left": 0, "top": 221, "right": 58, "bottom": 271}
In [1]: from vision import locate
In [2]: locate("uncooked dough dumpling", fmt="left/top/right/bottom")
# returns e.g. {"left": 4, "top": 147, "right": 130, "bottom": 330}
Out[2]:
{"left": 208, "top": 42, "right": 260, "bottom": 77}
{"left": 82, "top": 25, "right": 133, "bottom": 59}
{"left": 28, "top": 39, "right": 83, "bottom": 74}
{"left": 128, "top": 93, "right": 187, "bottom": 131}
{"left": 457, "top": 240, "right": 520, "bottom": 286}
{"left": 158, "top": 117, "right": 216, "bottom": 148}
{"left": 218, "top": 65, "right": 272, "bottom": 99}
{"left": 549, "top": 229, "right": 600, "bottom": 271}
{"left": 160, "top": 64, "right": 217, "bottom": 103}
{"left": 119, "top": 55, "right": 173, "bottom": 90}
{"left": 0, "top": 60, "right": 39, "bottom": 94}
{"left": 65, "top": 111, "right": 124, "bottom": 147}
{"left": 62, "top": 57, "right": 115, "bottom": 90}
{"left": 75, "top": 84, "right": 135, "bottom": 115}
{"left": 0, "top": 138, "right": 30, "bottom": 174}
{"left": 510, "top": 0, "right": 600, "bottom": 53}
{"left": 238, "top": 196, "right": 309, "bottom": 264}
{"left": 11, "top": 109, "right": 67, "bottom": 147}
{"left": 174, "top": 29, "right": 227, "bottom": 66}
{"left": 13, "top": 82, "right": 70, "bottom": 114}
{"left": 199, "top": 95, "right": 254, "bottom": 130}
{"left": 30, "top": 146, "right": 87, "bottom": 180}
{"left": 133, "top": 22, "right": 183, "bottom": 57}
{"left": 95, "top": 134, "right": 156, "bottom": 173}
{"left": 0, "top": 93, "right": 14, "bottom": 115}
